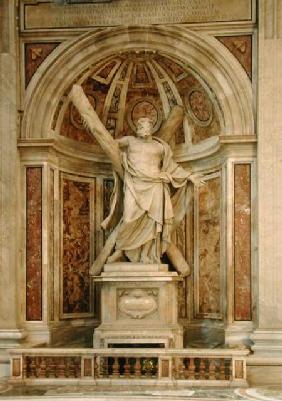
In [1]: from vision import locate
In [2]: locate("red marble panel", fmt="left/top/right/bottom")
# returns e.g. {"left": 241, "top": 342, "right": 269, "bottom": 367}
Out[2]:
{"left": 62, "top": 178, "right": 91, "bottom": 314}
{"left": 217, "top": 35, "right": 252, "bottom": 79}
{"left": 176, "top": 217, "right": 187, "bottom": 319}
{"left": 26, "top": 167, "right": 42, "bottom": 321}
{"left": 234, "top": 164, "right": 252, "bottom": 321}
{"left": 25, "top": 43, "right": 60, "bottom": 87}
{"left": 49, "top": 169, "right": 55, "bottom": 321}
{"left": 197, "top": 177, "right": 221, "bottom": 317}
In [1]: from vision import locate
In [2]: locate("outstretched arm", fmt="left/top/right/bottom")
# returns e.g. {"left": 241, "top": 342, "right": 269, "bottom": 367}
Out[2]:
{"left": 157, "top": 105, "right": 184, "bottom": 145}
{"left": 69, "top": 85, "right": 124, "bottom": 180}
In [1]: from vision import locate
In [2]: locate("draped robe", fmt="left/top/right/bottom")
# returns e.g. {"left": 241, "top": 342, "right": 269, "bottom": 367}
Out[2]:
{"left": 102, "top": 137, "right": 191, "bottom": 263}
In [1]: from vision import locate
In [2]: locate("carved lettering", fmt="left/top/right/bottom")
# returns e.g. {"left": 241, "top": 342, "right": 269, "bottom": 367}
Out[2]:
{"left": 23, "top": 1, "right": 252, "bottom": 30}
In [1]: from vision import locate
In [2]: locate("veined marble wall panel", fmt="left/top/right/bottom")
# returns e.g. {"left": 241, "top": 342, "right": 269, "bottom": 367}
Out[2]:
{"left": 61, "top": 173, "right": 95, "bottom": 318}
{"left": 24, "top": 43, "right": 60, "bottom": 88}
{"left": 176, "top": 216, "right": 188, "bottom": 319}
{"left": 195, "top": 174, "right": 221, "bottom": 319}
{"left": 49, "top": 168, "right": 55, "bottom": 322}
{"left": 26, "top": 167, "right": 42, "bottom": 321}
{"left": 216, "top": 36, "right": 252, "bottom": 79}
{"left": 175, "top": 184, "right": 194, "bottom": 320}
{"left": 234, "top": 164, "right": 252, "bottom": 321}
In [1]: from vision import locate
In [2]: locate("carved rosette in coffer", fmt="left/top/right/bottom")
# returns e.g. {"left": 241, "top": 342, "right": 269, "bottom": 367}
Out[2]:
{"left": 117, "top": 289, "right": 159, "bottom": 320}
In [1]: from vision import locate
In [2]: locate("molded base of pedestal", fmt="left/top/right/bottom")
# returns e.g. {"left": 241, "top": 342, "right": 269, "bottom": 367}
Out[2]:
{"left": 93, "top": 324, "right": 183, "bottom": 348}
{"left": 251, "top": 330, "right": 282, "bottom": 356}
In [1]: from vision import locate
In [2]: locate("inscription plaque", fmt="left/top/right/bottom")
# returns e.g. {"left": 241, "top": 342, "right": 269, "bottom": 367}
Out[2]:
{"left": 22, "top": 0, "right": 253, "bottom": 31}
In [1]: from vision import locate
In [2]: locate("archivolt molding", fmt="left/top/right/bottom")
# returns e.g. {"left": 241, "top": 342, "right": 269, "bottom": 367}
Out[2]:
{"left": 22, "top": 26, "right": 254, "bottom": 143}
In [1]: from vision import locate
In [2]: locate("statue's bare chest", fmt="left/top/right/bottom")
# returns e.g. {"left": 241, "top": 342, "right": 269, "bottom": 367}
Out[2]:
{"left": 126, "top": 138, "right": 164, "bottom": 172}
{"left": 127, "top": 138, "right": 163, "bottom": 158}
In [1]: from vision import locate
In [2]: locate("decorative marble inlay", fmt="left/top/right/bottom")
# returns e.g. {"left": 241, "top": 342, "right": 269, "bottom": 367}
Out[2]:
{"left": 26, "top": 167, "right": 42, "bottom": 321}
{"left": 25, "top": 43, "right": 60, "bottom": 87}
{"left": 186, "top": 89, "right": 213, "bottom": 126}
{"left": 62, "top": 177, "right": 91, "bottom": 315}
{"left": 217, "top": 35, "right": 252, "bottom": 79}
{"left": 196, "top": 176, "right": 221, "bottom": 318}
{"left": 127, "top": 97, "right": 163, "bottom": 134}
{"left": 161, "top": 359, "right": 170, "bottom": 378}
{"left": 234, "top": 360, "right": 244, "bottom": 379}
{"left": 83, "top": 358, "right": 92, "bottom": 377}
{"left": 117, "top": 289, "right": 158, "bottom": 319}
{"left": 12, "top": 359, "right": 21, "bottom": 377}
{"left": 234, "top": 164, "right": 252, "bottom": 321}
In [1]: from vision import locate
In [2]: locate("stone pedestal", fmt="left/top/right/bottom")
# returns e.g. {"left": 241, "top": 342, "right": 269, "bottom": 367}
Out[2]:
{"left": 92, "top": 263, "right": 183, "bottom": 348}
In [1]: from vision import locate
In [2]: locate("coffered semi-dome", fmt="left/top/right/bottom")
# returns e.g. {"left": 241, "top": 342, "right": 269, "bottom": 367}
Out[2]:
{"left": 54, "top": 51, "right": 222, "bottom": 148}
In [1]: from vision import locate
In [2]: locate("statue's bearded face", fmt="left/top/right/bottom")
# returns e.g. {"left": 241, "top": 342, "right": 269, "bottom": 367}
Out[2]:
{"left": 136, "top": 118, "right": 153, "bottom": 138}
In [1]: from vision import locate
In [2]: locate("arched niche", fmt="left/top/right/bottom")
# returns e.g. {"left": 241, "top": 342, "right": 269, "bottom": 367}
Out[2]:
{"left": 20, "top": 26, "right": 255, "bottom": 345}
{"left": 22, "top": 26, "right": 254, "bottom": 149}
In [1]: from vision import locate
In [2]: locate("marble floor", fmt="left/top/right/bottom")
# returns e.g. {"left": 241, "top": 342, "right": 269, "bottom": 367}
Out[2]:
{"left": 1, "top": 384, "right": 282, "bottom": 401}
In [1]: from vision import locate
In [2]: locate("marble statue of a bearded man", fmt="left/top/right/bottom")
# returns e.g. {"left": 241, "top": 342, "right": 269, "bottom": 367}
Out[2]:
{"left": 104, "top": 117, "right": 192, "bottom": 265}
{"left": 70, "top": 84, "right": 202, "bottom": 276}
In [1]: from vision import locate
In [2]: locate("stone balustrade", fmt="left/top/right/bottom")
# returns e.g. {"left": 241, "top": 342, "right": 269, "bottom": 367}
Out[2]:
{"left": 9, "top": 348, "right": 249, "bottom": 386}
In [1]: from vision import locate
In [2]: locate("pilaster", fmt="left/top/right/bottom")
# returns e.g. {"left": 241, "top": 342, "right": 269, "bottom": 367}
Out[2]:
{"left": 0, "top": 0, "right": 25, "bottom": 350}
{"left": 251, "top": 0, "right": 282, "bottom": 355}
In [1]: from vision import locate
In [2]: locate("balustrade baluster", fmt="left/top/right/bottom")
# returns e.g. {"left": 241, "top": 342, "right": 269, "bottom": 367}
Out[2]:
{"left": 58, "top": 357, "right": 65, "bottom": 378}
{"left": 94, "top": 357, "right": 99, "bottom": 378}
{"left": 209, "top": 359, "right": 216, "bottom": 380}
{"left": 188, "top": 357, "right": 195, "bottom": 380}
{"left": 74, "top": 358, "right": 81, "bottom": 378}
{"left": 135, "top": 358, "right": 141, "bottom": 377}
{"left": 227, "top": 359, "right": 232, "bottom": 380}
{"left": 178, "top": 358, "right": 185, "bottom": 379}
{"left": 29, "top": 357, "right": 36, "bottom": 378}
{"left": 183, "top": 358, "right": 189, "bottom": 379}
{"left": 103, "top": 357, "right": 109, "bottom": 378}
{"left": 112, "top": 357, "right": 119, "bottom": 377}
{"left": 219, "top": 358, "right": 225, "bottom": 380}
{"left": 144, "top": 358, "right": 152, "bottom": 377}
{"left": 124, "top": 358, "right": 130, "bottom": 377}
{"left": 48, "top": 358, "right": 55, "bottom": 378}
{"left": 39, "top": 357, "right": 47, "bottom": 378}
{"left": 199, "top": 358, "right": 206, "bottom": 380}
{"left": 35, "top": 357, "right": 41, "bottom": 378}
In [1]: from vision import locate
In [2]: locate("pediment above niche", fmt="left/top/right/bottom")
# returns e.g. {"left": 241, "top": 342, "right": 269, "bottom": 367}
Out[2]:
{"left": 53, "top": 51, "right": 222, "bottom": 158}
